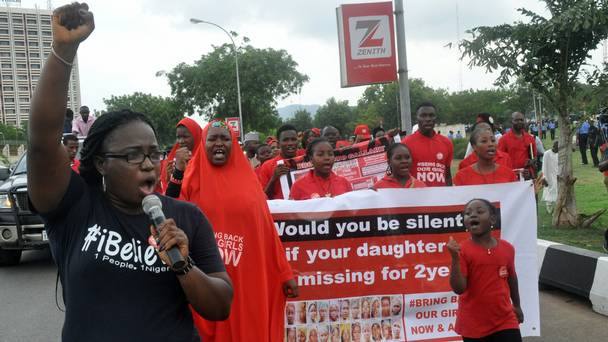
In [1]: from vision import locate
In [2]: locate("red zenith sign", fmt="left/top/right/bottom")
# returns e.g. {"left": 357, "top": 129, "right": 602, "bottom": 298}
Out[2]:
{"left": 226, "top": 117, "right": 241, "bottom": 137}
{"left": 337, "top": 2, "right": 398, "bottom": 87}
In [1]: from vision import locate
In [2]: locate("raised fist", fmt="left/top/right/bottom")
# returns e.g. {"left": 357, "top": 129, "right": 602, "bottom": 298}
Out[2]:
{"left": 52, "top": 2, "right": 95, "bottom": 46}
{"left": 174, "top": 147, "right": 192, "bottom": 171}
{"left": 446, "top": 236, "right": 461, "bottom": 258}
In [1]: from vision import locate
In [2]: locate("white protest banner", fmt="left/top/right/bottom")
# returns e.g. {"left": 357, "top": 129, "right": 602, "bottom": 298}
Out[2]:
{"left": 270, "top": 182, "right": 540, "bottom": 341}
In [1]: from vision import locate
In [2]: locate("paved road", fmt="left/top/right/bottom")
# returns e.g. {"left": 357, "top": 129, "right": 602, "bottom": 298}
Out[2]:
{"left": 0, "top": 249, "right": 63, "bottom": 342}
{"left": 1, "top": 250, "right": 607, "bottom": 341}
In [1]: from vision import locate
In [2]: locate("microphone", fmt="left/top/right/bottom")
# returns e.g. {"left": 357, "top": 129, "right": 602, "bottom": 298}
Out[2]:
{"left": 142, "top": 195, "right": 186, "bottom": 269}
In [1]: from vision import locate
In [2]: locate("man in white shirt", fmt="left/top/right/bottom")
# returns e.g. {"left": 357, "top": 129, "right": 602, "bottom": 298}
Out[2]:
{"left": 541, "top": 141, "right": 559, "bottom": 213}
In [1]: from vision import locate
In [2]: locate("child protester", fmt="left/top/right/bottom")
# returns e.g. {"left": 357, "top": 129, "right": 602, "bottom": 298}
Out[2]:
{"left": 454, "top": 128, "right": 517, "bottom": 186}
{"left": 289, "top": 137, "right": 352, "bottom": 200}
{"left": 447, "top": 199, "right": 524, "bottom": 342}
{"left": 374, "top": 143, "right": 427, "bottom": 189}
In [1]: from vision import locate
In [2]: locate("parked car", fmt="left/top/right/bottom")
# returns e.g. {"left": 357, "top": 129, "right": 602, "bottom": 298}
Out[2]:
{"left": 0, "top": 153, "right": 46, "bottom": 266}
{"left": 0, "top": 165, "right": 10, "bottom": 183}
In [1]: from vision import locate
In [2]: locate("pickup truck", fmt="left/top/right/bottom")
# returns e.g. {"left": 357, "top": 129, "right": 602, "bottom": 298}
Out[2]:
{"left": 0, "top": 153, "right": 47, "bottom": 266}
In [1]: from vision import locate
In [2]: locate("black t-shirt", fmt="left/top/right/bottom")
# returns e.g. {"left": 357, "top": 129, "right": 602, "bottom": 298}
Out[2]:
{"left": 38, "top": 172, "right": 225, "bottom": 342}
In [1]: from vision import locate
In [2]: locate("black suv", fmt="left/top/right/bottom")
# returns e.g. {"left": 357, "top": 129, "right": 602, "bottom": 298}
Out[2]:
{"left": 0, "top": 153, "right": 46, "bottom": 265}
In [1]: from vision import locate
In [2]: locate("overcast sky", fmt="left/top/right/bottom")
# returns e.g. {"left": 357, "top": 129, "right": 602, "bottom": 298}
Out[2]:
{"left": 20, "top": 0, "right": 605, "bottom": 112}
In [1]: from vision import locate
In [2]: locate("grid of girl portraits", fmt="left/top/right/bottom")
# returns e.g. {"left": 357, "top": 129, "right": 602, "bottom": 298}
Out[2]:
{"left": 285, "top": 295, "right": 405, "bottom": 342}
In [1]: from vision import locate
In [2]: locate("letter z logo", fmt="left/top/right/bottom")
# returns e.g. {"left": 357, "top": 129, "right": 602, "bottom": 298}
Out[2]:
{"left": 349, "top": 15, "right": 392, "bottom": 60}
{"left": 356, "top": 20, "right": 383, "bottom": 47}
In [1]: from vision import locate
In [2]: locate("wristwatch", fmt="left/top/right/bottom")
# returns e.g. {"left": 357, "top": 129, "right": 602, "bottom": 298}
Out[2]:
{"left": 172, "top": 255, "right": 194, "bottom": 276}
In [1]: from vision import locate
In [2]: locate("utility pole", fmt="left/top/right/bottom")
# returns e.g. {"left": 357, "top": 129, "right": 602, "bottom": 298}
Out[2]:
{"left": 394, "top": 0, "right": 412, "bottom": 134}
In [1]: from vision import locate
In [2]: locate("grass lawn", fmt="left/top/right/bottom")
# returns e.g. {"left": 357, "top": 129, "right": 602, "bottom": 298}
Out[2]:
{"left": 453, "top": 134, "right": 608, "bottom": 253}
{"left": 536, "top": 134, "right": 607, "bottom": 253}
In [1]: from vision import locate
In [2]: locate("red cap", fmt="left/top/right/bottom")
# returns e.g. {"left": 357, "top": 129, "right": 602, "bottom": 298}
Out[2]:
{"left": 354, "top": 124, "right": 371, "bottom": 139}
{"left": 265, "top": 136, "right": 277, "bottom": 144}
{"left": 311, "top": 127, "right": 321, "bottom": 136}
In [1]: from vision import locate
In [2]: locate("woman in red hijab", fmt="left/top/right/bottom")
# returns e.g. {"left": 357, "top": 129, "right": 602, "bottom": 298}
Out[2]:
{"left": 180, "top": 121, "right": 298, "bottom": 341}
{"left": 157, "top": 117, "right": 202, "bottom": 195}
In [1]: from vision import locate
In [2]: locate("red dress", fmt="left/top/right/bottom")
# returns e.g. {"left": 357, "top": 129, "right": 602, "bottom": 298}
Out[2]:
{"left": 182, "top": 122, "right": 294, "bottom": 342}
{"left": 289, "top": 170, "right": 352, "bottom": 200}
{"left": 402, "top": 131, "right": 453, "bottom": 186}
{"left": 497, "top": 130, "right": 536, "bottom": 171}
{"left": 458, "top": 150, "right": 513, "bottom": 170}
{"left": 455, "top": 239, "right": 520, "bottom": 338}
{"left": 453, "top": 165, "right": 517, "bottom": 186}
{"left": 373, "top": 175, "right": 427, "bottom": 189}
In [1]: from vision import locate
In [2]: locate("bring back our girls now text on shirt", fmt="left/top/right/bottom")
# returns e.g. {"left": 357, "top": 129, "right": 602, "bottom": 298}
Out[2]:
{"left": 402, "top": 130, "right": 454, "bottom": 187}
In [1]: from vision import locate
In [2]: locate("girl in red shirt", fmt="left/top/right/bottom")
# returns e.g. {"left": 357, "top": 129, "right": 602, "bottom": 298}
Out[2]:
{"left": 447, "top": 199, "right": 523, "bottom": 341}
{"left": 374, "top": 143, "right": 427, "bottom": 189}
{"left": 454, "top": 129, "right": 517, "bottom": 186}
{"left": 289, "top": 138, "right": 352, "bottom": 200}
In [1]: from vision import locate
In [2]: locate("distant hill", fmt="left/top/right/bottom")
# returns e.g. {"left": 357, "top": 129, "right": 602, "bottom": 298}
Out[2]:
{"left": 277, "top": 104, "right": 320, "bottom": 120}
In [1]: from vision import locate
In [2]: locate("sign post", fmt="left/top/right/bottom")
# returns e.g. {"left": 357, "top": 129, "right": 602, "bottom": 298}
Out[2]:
{"left": 394, "top": 0, "right": 412, "bottom": 134}
{"left": 336, "top": 2, "right": 398, "bottom": 87}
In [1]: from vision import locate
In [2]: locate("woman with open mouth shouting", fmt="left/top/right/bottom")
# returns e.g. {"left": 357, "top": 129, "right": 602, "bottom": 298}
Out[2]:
{"left": 175, "top": 120, "right": 299, "bottom": 341}
{"left": 26, "top": 3, "right": 232, "bottom": 341}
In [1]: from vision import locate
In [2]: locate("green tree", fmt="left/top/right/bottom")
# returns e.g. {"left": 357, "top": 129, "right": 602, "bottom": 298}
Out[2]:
{"left": 357, "top": 82, "right": 398, "bottom": 129}
{"left": 0, "top": 123, "right": 25, "bottom": 143}
{"left": 461, "top": 0, "right": 608, "bottom": 227}
{"left": 285, "top": 109, "right": 313, "bottom": 131}
{"left": 103, "top": 92, "right": 183, "bottom": 148}
{"left": 167, "top": 41, "right": 308, "bottom": 134}
{"left": 357, "top": 79, "right": 454, "bottom": 130}
{"left": 314, "top": 98, "right": 355, "bottom": 137}
{"left": 448, "top": 88, "right": 518, "bottom": 124}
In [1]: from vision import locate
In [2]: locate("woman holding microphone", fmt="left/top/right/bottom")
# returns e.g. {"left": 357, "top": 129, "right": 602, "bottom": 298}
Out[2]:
{"left": 27, "top": 3, "right": 232, "bottom": 341}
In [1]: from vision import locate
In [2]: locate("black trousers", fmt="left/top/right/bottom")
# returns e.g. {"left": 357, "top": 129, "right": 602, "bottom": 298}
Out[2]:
{"left": 550, "top": 129, "right": 555, "bottom": 140}
{"left": 590, "top": 144, "right": 599, "bottom": 166}
{"left": 462, "top": 329, "right": 522, "bottom": 342}
{"left": 579, "top": 134, "right": 588, "bottom": 164}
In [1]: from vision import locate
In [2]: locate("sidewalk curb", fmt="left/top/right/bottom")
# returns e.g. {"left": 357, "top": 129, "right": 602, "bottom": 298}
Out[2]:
{"left": 538, "top": 239, "right": 608, "bottom": 316}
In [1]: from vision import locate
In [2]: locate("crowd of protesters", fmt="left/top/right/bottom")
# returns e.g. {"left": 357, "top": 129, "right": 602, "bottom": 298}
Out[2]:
{"left": 26, "top": 3, "right": 608, "bottom": 342}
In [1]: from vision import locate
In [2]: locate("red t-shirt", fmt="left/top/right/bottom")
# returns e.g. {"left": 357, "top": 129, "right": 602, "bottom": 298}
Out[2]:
{"left": 455, "top": 238, "right": 520, "bottom": 338}
{"left": 70, "top": 159, "right": 80, "bottom": 174}
{"left": 257, "top": 155, "right": 288, "bottom": 199}
{"left": 459, "top": 150, "right": 513, "bottom": 170}
{"left": 289, "top": 170, "right": 352, "bottom": 200}
{"left": 497, "top": 130, "right": 536, "bottom": 170}
{"left": 373, "top": 175, "right": 427, "bottom": 189}
{"left": 453, "top": 165, "right": 517, "bottom": 186}
{"left": 402, "top": 131, "right": 453, "bottom": 186}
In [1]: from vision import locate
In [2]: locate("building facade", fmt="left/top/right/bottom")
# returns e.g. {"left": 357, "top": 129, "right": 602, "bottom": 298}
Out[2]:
{"left": 0, "top": 6, "right": 81, "bottom": 128}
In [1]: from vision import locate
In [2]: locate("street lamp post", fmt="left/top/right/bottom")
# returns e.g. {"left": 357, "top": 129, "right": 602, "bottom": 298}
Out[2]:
{"left": 190, "top": 18, "right": 243, "bottom": 138}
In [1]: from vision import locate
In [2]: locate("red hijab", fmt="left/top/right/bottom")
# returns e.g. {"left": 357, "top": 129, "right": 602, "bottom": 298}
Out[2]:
{"left": 157, "top": 117, "right": 202, "bottom": 194}
{"left": 182, "top": 121, "right": 294, "bottom": 342}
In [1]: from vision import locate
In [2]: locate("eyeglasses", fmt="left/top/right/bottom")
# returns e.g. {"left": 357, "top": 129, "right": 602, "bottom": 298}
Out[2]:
{"left": 102, "top": 151, "right": 164, "bottom": 164}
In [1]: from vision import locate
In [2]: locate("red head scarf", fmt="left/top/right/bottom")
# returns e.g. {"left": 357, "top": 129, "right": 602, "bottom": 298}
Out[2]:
{"left": 182, "top": 121, "right": 294, "bottom": 341}
{"left": 157, "top": 117, "right": 202, "bottom": 194}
